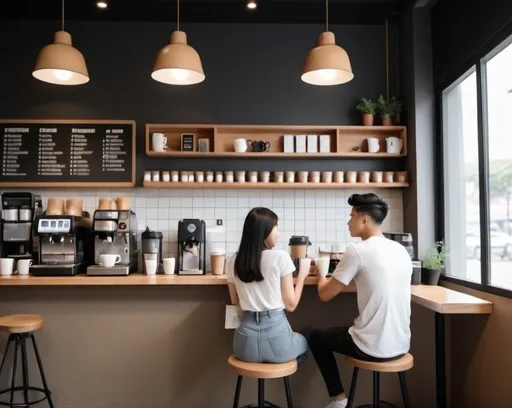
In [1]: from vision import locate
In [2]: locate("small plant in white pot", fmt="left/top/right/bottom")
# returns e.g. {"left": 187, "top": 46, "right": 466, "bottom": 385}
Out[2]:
{"left": 356, "top": 98, "right": 377, "bottom": 126}
{"left": 422, "top": 241, "right": 450, "bottom": 285}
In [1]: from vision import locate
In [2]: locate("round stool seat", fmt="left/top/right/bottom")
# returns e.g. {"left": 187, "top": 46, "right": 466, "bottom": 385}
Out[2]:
{"left": 346, "top": 353, "right": 414, "bottom": 373}
{"left": 0, "top": 314, "right": 44, "bottom": 334}
{"left": 228, "top": 355, "right": 298, "bottom": 379}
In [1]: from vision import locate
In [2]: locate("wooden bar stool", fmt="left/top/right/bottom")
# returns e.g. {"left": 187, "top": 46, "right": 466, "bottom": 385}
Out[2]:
{"left": 228, "top": 355, "right": 297, "bottom": 408}
{"left": 346, "top": 353, "right": 413, "bottom": 408}
{"left": 0, "top": 314, "right": 54, "bottom": 407}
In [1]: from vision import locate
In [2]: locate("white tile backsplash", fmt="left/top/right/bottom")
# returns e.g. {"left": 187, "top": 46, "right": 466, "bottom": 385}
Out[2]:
{"left": 19, "top": 188, "right": 403, "bottom": 259}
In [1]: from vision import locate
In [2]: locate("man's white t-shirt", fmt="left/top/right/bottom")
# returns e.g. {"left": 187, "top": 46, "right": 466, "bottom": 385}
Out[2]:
{"left": 332, "top": 235, "right": 413, "bottom": 358}
{"left": 226, "top": 250, "right": 295, "bottom": 312}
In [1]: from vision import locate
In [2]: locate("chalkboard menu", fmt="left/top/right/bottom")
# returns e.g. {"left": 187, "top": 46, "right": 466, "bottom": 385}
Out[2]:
{"left": 0, "top": 120, "right": 135, "bottom": 187}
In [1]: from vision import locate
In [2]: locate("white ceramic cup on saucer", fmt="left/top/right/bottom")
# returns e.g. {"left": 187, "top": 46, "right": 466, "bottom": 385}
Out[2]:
{"left": 0, "top": 258, "right": 14, "bottom": 276}
{"left": 315, "top": 258, "right": 330, "bottom": 277}
{"left": 17, "top": 259, "right": 32, "bottom": 275}
{"left": 145, "top": 260, "right": 158, "bottom": 275}
{"left": 99, "top": 254, "right": 121, "bottom": 268}
{"left": 163, "top": 258, "right": 176, "bottom": 275}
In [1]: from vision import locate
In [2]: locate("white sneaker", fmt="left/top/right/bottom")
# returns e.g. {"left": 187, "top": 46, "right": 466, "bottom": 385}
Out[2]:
{"left": 324, "top": 398, "right": 348, "bottom": 408}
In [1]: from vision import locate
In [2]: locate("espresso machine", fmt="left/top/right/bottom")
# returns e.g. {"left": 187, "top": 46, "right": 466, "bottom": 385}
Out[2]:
{"left": 383, "top": 231, "right": 421, "bottom": 284}
{"left": 30, "top": 213, "right": 94, "bottom": 276}
{"left": 87, "top": 209, "right": 138, "bottom": 276}
{"left": 1, "top": 192, "right": 43, "bottom": 261}
{"left": 177, "top": 219, "right": 206, "bottom": 275}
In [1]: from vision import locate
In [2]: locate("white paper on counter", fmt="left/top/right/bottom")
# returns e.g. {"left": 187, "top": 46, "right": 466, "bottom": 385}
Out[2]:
{"left": 225, "top": 305, "right": 243, "bottom": 329}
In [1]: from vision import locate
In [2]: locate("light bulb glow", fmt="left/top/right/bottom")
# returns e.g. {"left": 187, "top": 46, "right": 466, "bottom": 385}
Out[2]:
{"left": 169, "top": 69, "right": 190, "bottom": 82}
{"left": 97, "top": 1, "right": 108, "bottom": 9}
{"left": 318, "top": 69, "right": 337, "bottom": 81}
{"left": 53, "top": 69, "right": 73, "bottom": 81}
{"left": 247, "top": 0, "right": 257, "bottom": 9}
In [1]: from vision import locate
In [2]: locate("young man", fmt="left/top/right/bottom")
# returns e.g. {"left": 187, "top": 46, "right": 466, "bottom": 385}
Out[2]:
{"left": 308, "top": 193, "right": 413, "bottom": 408}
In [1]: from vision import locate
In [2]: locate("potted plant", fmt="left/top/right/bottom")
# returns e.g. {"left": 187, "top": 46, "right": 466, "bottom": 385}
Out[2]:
{"left": 390, "top": 96, "right": 403, "bottom": 124}
{"left": 356, "top": 98, "right": 377, "bottom": 126}
{"left": 377, "top": 94, "right": 394, "bottom": 126}
{"left": 422, "top": 241, "right": 450, "bottom": 285}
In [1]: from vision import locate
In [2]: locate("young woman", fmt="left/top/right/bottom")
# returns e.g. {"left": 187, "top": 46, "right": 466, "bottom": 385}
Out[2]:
{"left": 226, "top": 207, "right": 310, "bottom": 364}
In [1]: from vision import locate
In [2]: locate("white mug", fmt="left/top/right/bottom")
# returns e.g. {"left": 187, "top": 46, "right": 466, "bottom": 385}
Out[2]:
{"left": 234, "top": 138, "right": 248, "bottom": 153}
{"left": 152, "top": 133, "right": 167, "bottom": 152}
{"left": 367, "top": 137, "right": 380, "bottom": 153}
{"left": 145, "top": 260, "right": 158, "bottom": 275}
{"left": 0, "top": 258, "right": 14, "bottom": 276}
{"left": 99, "top": 254, "right": 121, "bottom": 268}
{"left": 163, "top": 258, "right": 176, "bottom": 275}
{"left": 17, "top": 259, "right": 33, "bottom": 275}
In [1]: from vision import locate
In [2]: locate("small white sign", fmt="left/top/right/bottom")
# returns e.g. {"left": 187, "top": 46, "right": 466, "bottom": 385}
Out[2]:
{"left": 225, "top": 305, "right": 243, "bottom": 329}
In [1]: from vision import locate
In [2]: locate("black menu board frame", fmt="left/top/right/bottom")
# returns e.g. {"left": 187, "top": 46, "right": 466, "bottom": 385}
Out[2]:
{"left": 0, "top": 119, "right": 136, "bottom": 188}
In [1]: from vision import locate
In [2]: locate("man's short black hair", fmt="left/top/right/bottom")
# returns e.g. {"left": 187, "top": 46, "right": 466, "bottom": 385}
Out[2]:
{"left": 347, "top": 193, "right": 389, "bottom": 225}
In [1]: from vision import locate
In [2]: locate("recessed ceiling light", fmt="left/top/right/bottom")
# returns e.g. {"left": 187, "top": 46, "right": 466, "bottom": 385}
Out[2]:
{"left": 97, "top": 1, "right": 108, "bottom": 9}
{"left": 246, "top": 0, "right": 257, "bottom": 10}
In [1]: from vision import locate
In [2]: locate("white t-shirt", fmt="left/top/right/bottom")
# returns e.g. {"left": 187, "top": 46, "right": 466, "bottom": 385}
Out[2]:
{"left": 332, "top": 236, "right": 412, "bottom": 358}
{"left": 226, "top": 250, "right": 295, "bottom": 312}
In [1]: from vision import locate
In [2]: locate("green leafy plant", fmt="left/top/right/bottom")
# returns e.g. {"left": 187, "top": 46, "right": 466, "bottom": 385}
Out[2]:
{"left": 376, "top": 94, "right": 394, "bottom": 116}
{"left": 356, "top": 98, "right": 377, "bottom": 115}
{"left": 390, "top": 96, "right": 403, "bottom": 117}
{"left": 423, "top": 241, "right": 450, "bottom": 270}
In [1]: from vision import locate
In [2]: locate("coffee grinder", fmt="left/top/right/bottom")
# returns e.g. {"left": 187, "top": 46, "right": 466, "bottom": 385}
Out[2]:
{"left": 1, "top": 192, "right": 43, "bottom": 261}
{"left": 177, "top": 219, "right": 206, "bottom": 275}
{"left": 141, "top": 227, "right": 163, "bottom": 274}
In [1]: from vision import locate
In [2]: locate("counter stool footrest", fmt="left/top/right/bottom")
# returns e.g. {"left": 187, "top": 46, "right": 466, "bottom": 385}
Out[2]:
{"left": 356, "top": 401, "right": 402, "bottom": 408}
{"left": 0, "top": 386, "right": 50, "bottom": 407}
{"left": 241, "top": 403, "right": 282, "bottom": 408}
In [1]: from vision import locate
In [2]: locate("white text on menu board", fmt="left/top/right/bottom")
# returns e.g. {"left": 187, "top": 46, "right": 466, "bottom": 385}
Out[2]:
{"left": 38, "top": 128, "right": 65, "bottom": 176}
{"left": 2, "top": 127, "right": 29, "bottom": 176}
{"left": 70, "top": 128, "right": 94, "bottom": 176}
{"left": 103, "top": 128, "right": 126, "bottom": 172}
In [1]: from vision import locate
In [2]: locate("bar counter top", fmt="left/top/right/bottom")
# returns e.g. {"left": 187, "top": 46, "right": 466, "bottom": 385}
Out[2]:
{"left": 0, "top": 274, "right": 493, "bottom": 314}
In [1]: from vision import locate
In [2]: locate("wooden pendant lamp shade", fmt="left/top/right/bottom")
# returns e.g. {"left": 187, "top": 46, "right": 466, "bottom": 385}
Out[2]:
{"left": 151, "top": 0, "right": 205, "bottom": 85}
{"left": 301, "top": 0, "right": 353, "bottom": 86}
{"left": 32, "top": 0, "right": 89, "bottom": 86}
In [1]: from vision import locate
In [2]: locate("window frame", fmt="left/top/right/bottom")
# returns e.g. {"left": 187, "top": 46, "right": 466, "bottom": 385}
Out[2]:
{"left": 436, "top": 31, "right": 512, "bottom": 299}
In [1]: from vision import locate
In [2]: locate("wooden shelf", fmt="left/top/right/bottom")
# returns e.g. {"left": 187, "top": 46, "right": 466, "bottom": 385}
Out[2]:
{"left": 143, "top": 181, "right": 409, "bottom": 189}
{"left": 146, "top": 151, "right": 406, "bottom": 159}
{"left": 145, "top": 124, "right": 407, "bottom": 157}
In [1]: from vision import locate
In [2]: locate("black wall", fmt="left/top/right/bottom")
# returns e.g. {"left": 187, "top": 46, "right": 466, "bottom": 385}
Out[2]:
{"left": 0, "top": 20, "right": 404, "bottom": 183}
{"left": 432, "top": 0, "right": 512, "bottom": 89}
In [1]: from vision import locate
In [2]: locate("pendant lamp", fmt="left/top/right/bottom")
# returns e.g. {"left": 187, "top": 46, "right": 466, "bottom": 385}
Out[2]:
{"left": 32, "top": 0, "right": 89, "bottom": 85}
{"left": 301, "top": 0, "right": 353, "bottom": 86}
{"left": 151, "top": 0, "right": 205, "bottom": 85}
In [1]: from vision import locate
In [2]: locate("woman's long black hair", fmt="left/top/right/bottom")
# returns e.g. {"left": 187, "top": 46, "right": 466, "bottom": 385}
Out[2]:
{"left": 234, "top": 207, "right": 278, "bottom": 283}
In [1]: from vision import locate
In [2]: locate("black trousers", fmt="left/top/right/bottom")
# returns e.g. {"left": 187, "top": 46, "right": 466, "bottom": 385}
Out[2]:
{"left": 308, "top": 327, "right": 403, "bottom": 397}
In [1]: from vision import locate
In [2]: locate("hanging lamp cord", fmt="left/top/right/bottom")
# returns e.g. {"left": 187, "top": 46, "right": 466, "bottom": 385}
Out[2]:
{"left": 177, "top": 0, "right": 180, "bottom": 31}
{"left": 62, "top": 0, "right": 65, "bottom": 31}
{"left": 325, "top": 0, "right": 329, "bottom": 32}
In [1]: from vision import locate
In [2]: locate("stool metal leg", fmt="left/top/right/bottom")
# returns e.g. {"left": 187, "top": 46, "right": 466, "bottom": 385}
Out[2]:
{"left": 283, "top": 377, "right": 293, "bottom": 408}
{"left": 398, "top": 372, "right": 410, "bottom": 408}
{"left": 21, "top": 336, "right": 30, "bottom": 406}
{"left": 347, "top": 367, "right": 359, "bottom": 408}
{"left": 10, "top": 337, "right": 19, "bottom": 407}
{"left": 233, "top": 376, "right": 243, "bottom": 408}
{"left": 257, "top": 379, "right": 265, "bottom": 408}
{"left": 30, "top": 334, "right": 54, "bottom": 408}
{"left": 372, "top": 372, "right": 380, "bottom": 408}
{"left": 0, "top": 335, "right": 13, "bottom": 382}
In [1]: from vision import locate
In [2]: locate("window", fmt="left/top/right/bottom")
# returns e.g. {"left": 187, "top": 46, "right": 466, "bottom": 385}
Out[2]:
{"left": 440, "top": 34, "right": 512, "bottom": 294}
{"left": 442, "top": 69, "right": 481, "bottom": 283}
{"left": 484, "top": 39, "right": 512, "bottom": 291}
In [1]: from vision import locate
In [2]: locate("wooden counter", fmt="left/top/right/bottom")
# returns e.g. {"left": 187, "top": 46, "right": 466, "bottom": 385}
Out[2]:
{"left": 0, "top": 275, "right": 492, "bottom": 315}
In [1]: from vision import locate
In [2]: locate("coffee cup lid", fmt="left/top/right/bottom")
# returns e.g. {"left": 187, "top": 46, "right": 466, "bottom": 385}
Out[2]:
{"left": 289, "top": 235, "right": 311, "bottom": 246}
{"left": 210, "top": 249, "right": 226, "bottom": 255}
